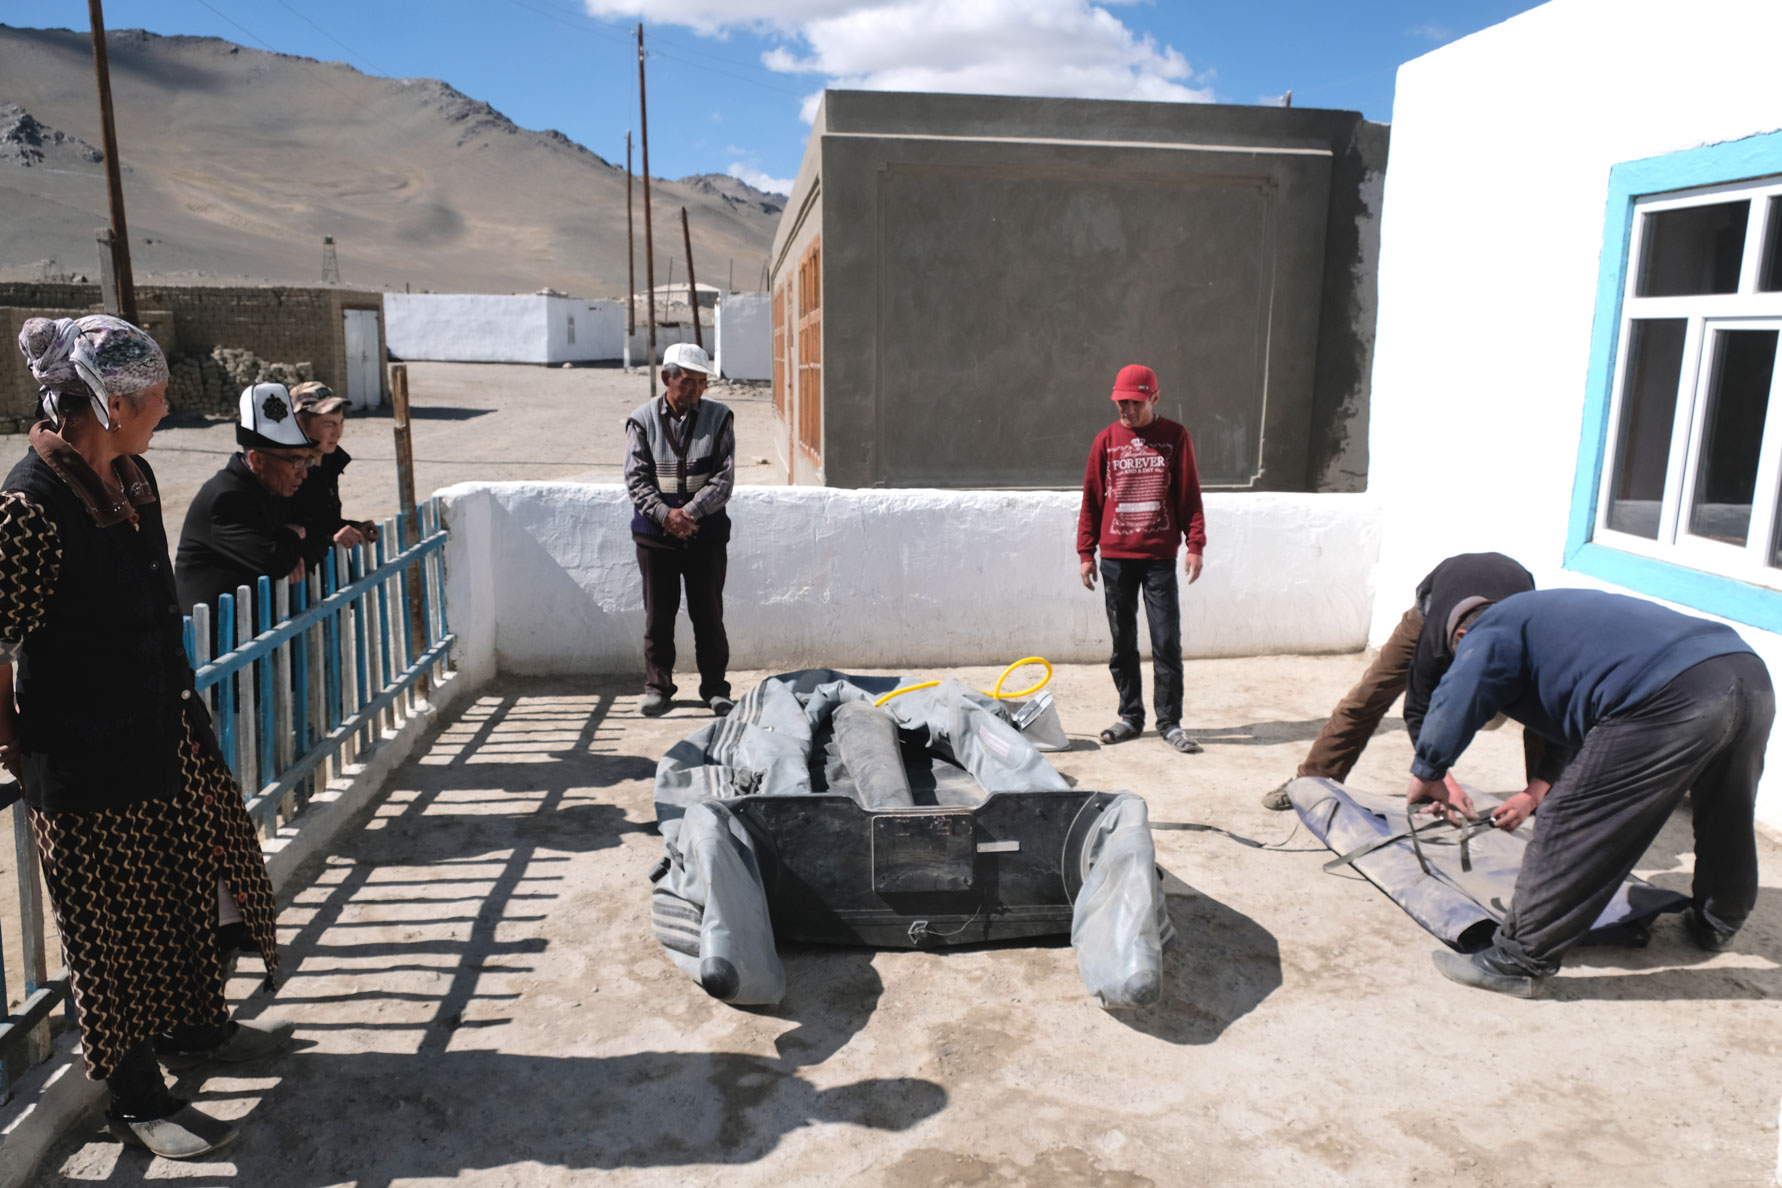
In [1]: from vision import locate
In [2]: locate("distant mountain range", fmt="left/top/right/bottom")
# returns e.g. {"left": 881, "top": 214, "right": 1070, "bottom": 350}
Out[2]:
{"left": 0, "top": 24, "right": 785, "bottom": 296}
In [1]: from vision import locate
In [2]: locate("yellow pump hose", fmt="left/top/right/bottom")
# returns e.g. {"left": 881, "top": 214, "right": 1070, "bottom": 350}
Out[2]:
{"left": 872, "top": 656, "right": 1053, "bottom": 707}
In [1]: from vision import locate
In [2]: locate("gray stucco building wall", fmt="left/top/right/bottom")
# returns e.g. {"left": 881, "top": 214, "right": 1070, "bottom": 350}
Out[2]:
{"left": 768, "top": 91, "right": 1388, "bottom": 491}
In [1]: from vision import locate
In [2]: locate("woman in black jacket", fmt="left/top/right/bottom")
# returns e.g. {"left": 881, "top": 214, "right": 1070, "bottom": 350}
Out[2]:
{"left": 4, "top": 316, "right": 289, "bottom": 1159}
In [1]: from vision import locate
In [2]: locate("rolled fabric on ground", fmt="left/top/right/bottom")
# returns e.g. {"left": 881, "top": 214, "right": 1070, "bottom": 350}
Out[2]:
{"left": 1288, "top": 776, "right": 1687, "bottom": 951}
{"left": 1070, "top": 793, "right": 1170, "bottom": 1009}
{"left": 650, "top": 799, "right": 785, "bottom": 1004}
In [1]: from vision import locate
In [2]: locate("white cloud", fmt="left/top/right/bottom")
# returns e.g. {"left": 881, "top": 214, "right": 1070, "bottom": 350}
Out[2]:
{"left": 586, "top": 0, "right": 1214, "bottom": 120}
{"left": 1407, "top": 22, "right": 1452, "bottom": 42}
{"left": 727, "top": 163, "right": 795, "bottom": 196}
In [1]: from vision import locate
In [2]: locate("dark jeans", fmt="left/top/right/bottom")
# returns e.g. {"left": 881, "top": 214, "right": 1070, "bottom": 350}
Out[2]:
{"left": 1496, "top": 651, "right": 1774, "bottom": 975}
{"left": 1099, "top": 557, "right": 1183, "bottom": 732}
{"left": 637, "top": 541, "right": 730, "bottom": 702}
{"left": 1298, "top": 605, "right": 1422, "bottom": 780}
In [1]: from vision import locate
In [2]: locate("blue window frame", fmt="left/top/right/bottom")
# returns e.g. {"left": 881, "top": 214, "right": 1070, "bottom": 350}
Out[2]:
{"left": 1567, "top": 129, "right": 1782, "bottom": 632}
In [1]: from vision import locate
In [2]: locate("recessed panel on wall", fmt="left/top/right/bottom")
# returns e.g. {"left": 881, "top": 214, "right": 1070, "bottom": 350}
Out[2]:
{"left": 820, "top": 136, "right": 1331, "bottom": 489}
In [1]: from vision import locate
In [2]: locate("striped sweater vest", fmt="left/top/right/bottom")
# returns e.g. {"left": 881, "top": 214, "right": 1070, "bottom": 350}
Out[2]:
{"left": 628, "top": 397, "right": 732, "bottom": 543}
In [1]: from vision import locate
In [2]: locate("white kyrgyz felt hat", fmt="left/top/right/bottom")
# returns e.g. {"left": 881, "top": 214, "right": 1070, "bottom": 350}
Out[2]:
{"left": 237, "top": 383, "right": 318, "bottom": 450}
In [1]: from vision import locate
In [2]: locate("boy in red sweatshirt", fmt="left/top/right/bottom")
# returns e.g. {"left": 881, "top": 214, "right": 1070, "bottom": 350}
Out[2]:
{"left": 1076, "top": 363, "right": 1207, "bottom": 753}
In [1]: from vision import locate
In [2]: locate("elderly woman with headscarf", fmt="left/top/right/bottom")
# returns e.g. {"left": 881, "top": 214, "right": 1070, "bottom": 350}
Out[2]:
{"left": 3, "top": 316, "right": 288, "bottom": 1160}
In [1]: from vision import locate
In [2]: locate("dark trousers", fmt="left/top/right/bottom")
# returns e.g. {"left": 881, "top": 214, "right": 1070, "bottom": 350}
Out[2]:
{"left": 637, "top": 541, "right": 730, "bottom": 702}
{"left": 1299, "top": 605, "right": 1424, "bottom": 780}
{"left": 107, "top": 1041, "right": 181, "bottom": 1121}
{"left": 1100, "top": 557, "right": 1183, "bottom": 732}
{"left": 1496, "top": 652, "right": 1773, "bottom": 975}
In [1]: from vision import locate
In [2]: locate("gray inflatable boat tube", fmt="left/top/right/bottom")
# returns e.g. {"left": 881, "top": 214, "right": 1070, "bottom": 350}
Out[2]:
{"left": 1070, "top": 793, "right": 1172, "bottom": 1008}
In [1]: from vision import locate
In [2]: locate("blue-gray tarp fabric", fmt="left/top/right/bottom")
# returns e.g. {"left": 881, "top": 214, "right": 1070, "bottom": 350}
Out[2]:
{"left": 649, "top": 670, "right": 1167, "bottom": 1009}
{"left": 1287, "top": 776, "right": 1688, "bottom": 951}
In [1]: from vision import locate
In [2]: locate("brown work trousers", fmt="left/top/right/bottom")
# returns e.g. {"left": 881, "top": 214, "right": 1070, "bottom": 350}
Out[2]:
{"left": 1298, "top": 605, "right": 1550, "bottom": 782}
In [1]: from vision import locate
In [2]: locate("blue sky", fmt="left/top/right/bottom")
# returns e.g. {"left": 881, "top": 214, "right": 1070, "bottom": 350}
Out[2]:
{"left": 73, "top": 1, "right": 1540, "bottom": 194}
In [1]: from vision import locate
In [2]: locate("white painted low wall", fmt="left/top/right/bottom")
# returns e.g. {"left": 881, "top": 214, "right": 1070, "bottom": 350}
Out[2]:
{"left": 438, "top": 483, "right": 1378, "bottom": 681}
{"left": 388, "top": 294, "right": 627, "bottom": 364}
{"left": 716, "top": 293, "right": 771, "bottom": 380}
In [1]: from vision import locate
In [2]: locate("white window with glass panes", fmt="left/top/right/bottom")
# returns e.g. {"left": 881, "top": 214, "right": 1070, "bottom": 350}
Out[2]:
{"left": 1597, "top": 175, "right": 1782, "bottom": 584}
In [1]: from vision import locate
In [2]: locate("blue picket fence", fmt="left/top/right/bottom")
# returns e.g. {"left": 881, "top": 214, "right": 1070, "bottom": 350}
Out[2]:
{"left": 0, "top": 497, "right": 452, "bottom": 1100}
{"left": 183, "top": 498, "right": 453, "bottom": 832}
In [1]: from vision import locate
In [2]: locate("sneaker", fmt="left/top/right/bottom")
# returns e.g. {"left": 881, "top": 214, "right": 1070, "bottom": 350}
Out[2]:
{"left": 639, "top": 689, "right": 671, "bottom": 717}
{"left": 709, "top": 695, "right": 735, "bottom": 718}
{"left": 157, "top": 1018, "right": 295, "bottom": 1070}
{"left": 1260, "top": 781, "right": 1294, "bottom": 812}
{"left": 110, "top": 1105, "right": 239, "bottom": 1160}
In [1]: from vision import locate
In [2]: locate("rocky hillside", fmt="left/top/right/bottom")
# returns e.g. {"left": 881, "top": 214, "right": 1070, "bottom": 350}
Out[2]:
{"left": 0, "top": 24, "right": 780, "bottom": 295}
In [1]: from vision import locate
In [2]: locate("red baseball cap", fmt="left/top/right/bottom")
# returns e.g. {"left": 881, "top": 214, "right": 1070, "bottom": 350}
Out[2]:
{"left": 1110, "top": 364, "right": 1158, "bottom": 402}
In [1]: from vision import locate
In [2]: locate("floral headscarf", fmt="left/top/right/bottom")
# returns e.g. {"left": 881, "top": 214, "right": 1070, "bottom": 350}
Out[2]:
{"left": 15, "top": 315, "right": 169, "bottom": 430}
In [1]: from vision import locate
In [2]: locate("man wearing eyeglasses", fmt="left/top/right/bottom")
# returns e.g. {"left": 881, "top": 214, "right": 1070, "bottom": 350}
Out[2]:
{"left": 176, "top": 382, "right": 320, "bottom": 619}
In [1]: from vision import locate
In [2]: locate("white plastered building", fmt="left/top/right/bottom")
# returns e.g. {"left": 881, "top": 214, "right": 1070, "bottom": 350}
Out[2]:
{"left": 1370, "top": 0, "right": 1782, "bottom": 830}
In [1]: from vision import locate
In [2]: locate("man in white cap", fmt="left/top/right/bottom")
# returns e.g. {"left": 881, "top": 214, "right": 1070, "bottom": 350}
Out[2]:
{"left": 622, "top": 343, "right": 735, "bottom": 716}
{"left": 176, "top": 383, "right": 319, "bottom": 620}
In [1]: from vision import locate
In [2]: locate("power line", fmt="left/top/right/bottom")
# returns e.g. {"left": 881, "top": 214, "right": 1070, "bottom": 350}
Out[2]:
{"left": 271, "top": 0, "right": 394, "bottom": 77}
{"left": 505, "top": 0, "right": 808, "bottom": 98}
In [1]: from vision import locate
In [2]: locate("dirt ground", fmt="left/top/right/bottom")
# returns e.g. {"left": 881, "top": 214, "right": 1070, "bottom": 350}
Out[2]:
{"left": 35, "top": 657, "right": 1782, "bottom": 1187}
{"left": 133, "top": 361, "right": 784, "bottom": 540}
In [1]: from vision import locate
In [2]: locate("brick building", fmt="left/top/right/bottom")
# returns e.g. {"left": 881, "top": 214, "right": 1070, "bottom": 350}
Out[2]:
{"left": 0, "top": 283, "right": 386, "bottom": 429}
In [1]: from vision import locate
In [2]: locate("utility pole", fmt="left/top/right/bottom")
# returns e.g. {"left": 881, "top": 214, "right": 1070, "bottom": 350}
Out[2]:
{"left": 637, "top": 23, "right": 657, "bottom": 399}
{"left": 681, "top": 206, "right": 702, "bottom": 350}
{"left": 625, "top": 130, "right": 635, "bottom": 373}
{"left": 87, "top": 0, "right": 135, "bottom": 322}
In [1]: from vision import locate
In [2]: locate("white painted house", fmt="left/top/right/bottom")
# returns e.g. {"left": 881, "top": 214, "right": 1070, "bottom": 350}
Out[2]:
{"left": 387, "top": 290, "right": 769, "bottom": 378}
{"left": 1369, "top": 0, "right": 1782, "bottom": 830}
{"left": 385, "top": 293, "right": 626, "bottom": 364}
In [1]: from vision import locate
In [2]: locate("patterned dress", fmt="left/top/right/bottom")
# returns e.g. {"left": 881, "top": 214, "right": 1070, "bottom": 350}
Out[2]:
{"left": 0, "top": 491, "right": 279, "bottom": 1081}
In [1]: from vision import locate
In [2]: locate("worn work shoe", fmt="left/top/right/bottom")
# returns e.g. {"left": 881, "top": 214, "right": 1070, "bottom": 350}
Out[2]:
{"left": 1162, "top": 727, "right": 1203, "bottom": 755}
{"left": 110, "top": 1105, "right": 239, "bottom": 1160}
{"left": 1687, "top": 906, "right": 1741, "bottom": 952}
{"left": 709, "top": 695, "right": 735, "bottom": 718}
{"left": 1260, "top": 781, "right": 1294, "bottom": 812}
{"left": 1431, "top": 947, "right": 1546, "bottom": 998}
{"left": 639, "top": 689, "right": 671, "bottom": 717}
{"left": 158, "top": 1019, "right": 295, "bottom": 1070}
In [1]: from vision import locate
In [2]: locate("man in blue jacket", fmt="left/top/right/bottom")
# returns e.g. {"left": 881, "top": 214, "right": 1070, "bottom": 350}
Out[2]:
{"left": 1408, "top": 589, "right": 1772, "bottom": 997}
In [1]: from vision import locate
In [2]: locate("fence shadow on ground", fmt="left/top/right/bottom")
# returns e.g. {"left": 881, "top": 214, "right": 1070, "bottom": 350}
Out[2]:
{"left": 37, "top": 688, "right": 944, "bottom": 1186}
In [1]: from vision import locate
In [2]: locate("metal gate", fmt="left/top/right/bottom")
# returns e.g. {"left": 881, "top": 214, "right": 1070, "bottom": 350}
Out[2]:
{"left": 343, "top": 308, "right": 382, "bottom": 409}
